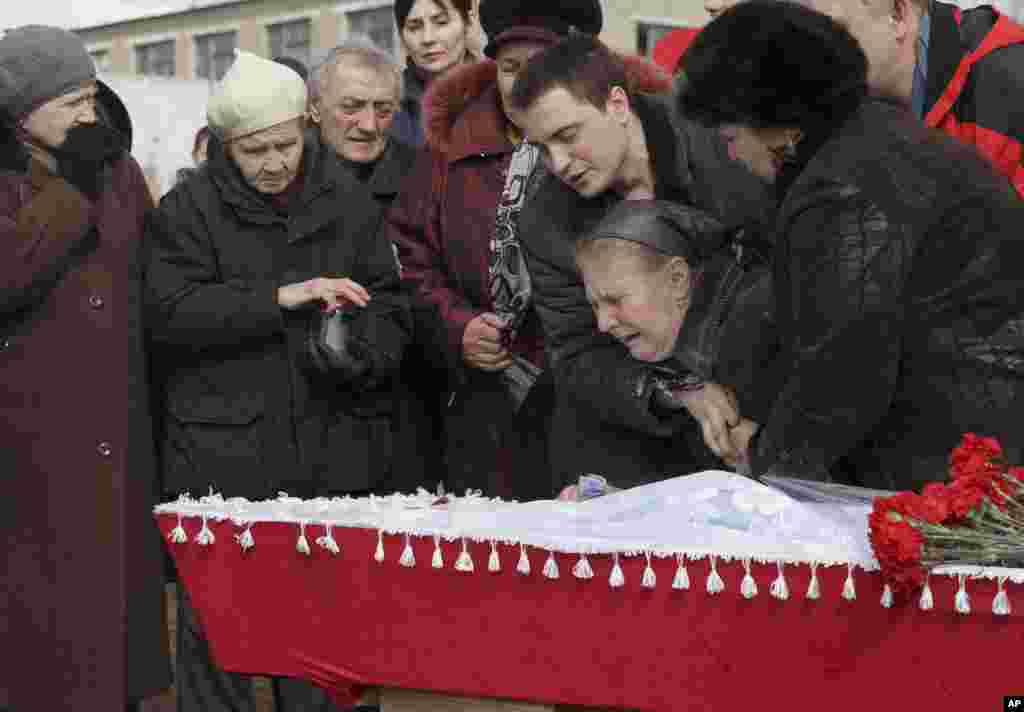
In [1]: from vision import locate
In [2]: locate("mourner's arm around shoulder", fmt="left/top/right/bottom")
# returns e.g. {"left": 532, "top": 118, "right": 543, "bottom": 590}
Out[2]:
{"left": 144, "top": 193, "right": 286, "bottom": 348}
{"left": 750, "top": 190, "right": 907, "bottom": 479}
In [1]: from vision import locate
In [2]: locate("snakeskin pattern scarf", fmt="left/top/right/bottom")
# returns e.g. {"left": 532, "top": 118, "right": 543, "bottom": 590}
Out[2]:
{"left": 488, "top": 142, "right": 542, "bottom": 345}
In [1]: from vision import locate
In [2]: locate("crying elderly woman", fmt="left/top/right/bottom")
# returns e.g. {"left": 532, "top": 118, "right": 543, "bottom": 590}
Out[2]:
{"left": 574, "top": 200, "right": 780, "bottom": 476}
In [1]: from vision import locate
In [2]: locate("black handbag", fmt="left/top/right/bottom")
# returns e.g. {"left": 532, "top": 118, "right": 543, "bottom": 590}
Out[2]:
{"left": 306, "top": 305, "right": 370, "bottom": 381}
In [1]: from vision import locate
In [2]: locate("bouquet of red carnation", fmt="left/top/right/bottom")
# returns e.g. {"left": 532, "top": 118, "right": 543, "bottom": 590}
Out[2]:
{"left": 869, "top": 433, "right": 1024, "bottom": 597}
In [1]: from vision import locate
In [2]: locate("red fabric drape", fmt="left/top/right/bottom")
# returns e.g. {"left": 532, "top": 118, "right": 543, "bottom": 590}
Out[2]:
{"left": 159, "top": 514, "right": 1024, "bottom": 711}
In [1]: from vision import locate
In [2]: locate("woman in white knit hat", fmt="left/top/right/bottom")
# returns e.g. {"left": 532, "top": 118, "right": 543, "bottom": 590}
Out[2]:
{"left": 147, "top": 50, "right": 417, "bottom": 712}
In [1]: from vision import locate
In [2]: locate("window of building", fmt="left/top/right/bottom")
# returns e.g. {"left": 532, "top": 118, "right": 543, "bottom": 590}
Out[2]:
{"left": 636, "top": 22, "right": 683, "bottom": 57}
{"left": 90, "top": 49, "right": 112, "bottom": 74}
{"left": 135, "top": 40, "right": 175, "bottom": 77}
{"left": 347, "top": 6, "right": 396, "bottom": 54}
{"left": 268, "top": 18, "right": 312, "bottom": 68}
{"left": 195, "top": 31, "right": 237, "bottom": 81}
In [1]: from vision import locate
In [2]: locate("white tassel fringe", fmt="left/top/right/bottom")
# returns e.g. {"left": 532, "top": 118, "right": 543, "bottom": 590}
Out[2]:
{"left": 880, "top": 583, "right": 894, "bottom": 608}
{"left": 543, "top": 552, "right": 560, "bottom": 579}
{"left": 235, "top": 527, "right": 255, "bottom": 552}
{"left": 399, "top": 534, "right": 416, "bottom": 567}
{"left": 740, "top": 558, "right": 758, "bottom": 599}
{"left": 315, "top": 524, "right": 340, "bottom": 555}
{"left": 641, "top": 552, "right": 657, "bottom": 590}
{"left": 805, "top": 562, "right": 820, "bottom": 600}
{"left": 770, "top": 561, "right": 789, "bottom": 600}
{"left": 455, "top": 538, "right": 474, "bottom": 572}
{"left": 573, "top": 554, "right": 594, "bottom": 580}
{"left": 296, "top": 524, "right": 311, "bottom": 556}
{"left": 609, "top": 553, "right": 625, "bottom": 589}
{"left": 993, "top": 577, "right": 1011, "bottom": 616}
{"left": 374, "top": 530, "right": 384, "bottom": 563}
{"left": 954, "top": 575, "right": 971, "bottom": 615}
{"left": 706, "top": 555, "right": 724, "bottom": 595}
{"left": 842, "top": 564, "right": 857, "bottom": 601}
{"left": 488, "top": 542, "right": 501, "bottom": 573}
{"left": 672, "top": 554, "right": 690, "bottom": 590}
{"left": 169, "top": 515, "right": 188, "bottom": 544}
{"left": 516, "top": 544, "right": 531, "bottom": 575}
{"left": 431, "top": 536, "right": 444, "bottom": 569}
{"left": 195, "top": 516, "right": 215, "bottom": 546}
{"left": 918, "top": 576, "right": 933, "bottom": 611}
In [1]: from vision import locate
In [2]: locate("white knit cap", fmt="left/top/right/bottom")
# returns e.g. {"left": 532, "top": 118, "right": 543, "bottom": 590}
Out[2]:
{"left": 207, "top": 50, "right": 307, "bottom": 141}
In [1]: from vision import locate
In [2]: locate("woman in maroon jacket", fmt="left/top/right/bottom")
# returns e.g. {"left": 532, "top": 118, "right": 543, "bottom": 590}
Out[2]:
{"left": 0, "top": 26, "right": 170, "bottom": 712}
{"left": 385, "top": 0, "right": 603, "bottom": 500}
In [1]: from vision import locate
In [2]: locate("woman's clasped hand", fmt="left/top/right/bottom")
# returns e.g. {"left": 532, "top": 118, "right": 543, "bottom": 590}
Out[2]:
{"left": 277, "top": 276, "right": 371, "bottom": 310}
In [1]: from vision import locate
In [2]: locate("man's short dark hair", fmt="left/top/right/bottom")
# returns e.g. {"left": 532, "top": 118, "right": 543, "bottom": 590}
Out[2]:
{"left": 508, "top": 35, "right": 629, "bottom": 114}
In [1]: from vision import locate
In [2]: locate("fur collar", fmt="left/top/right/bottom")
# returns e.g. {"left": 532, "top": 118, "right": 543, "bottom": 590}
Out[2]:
{"left": 423, "top": 60, "right": 499, "bottom": 155}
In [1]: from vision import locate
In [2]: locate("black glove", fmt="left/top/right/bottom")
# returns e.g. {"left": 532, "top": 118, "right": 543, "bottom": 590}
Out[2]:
{"left": 307, "top": 306, "right": 371, "bottom": 383}
{"left": 51, "top": 122, "right": 127, "bottom": 199}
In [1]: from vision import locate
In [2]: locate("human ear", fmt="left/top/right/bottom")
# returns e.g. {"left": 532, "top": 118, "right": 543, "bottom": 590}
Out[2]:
{"left": 606, "top": 86, "right": 631, "bottom": 124}
{"left": 667, "top": 257, "right": 691, "bottom": 299}
{"left": 889, "top": 0, "right": 915, "bottom": 38}
{"left": 309, "top": 103, "right": 322, "bottom": 124}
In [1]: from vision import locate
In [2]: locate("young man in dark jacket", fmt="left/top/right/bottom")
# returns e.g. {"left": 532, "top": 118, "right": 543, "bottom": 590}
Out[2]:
{"left": 148, "top": 51, "right": 413, "bottom": 712}
{"left": 507, "top": 36, "right": 772, "bottom": 488}
{"left": 311, "top": 39, "right": 446, "bottom": 490}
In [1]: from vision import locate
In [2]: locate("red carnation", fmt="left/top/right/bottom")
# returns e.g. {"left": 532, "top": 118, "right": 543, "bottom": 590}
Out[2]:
{"left": 950, "top": 432, "right": 1003, "bottom": 480}
{"left": 945, "top": 478, "right": 987, "bottom": 520}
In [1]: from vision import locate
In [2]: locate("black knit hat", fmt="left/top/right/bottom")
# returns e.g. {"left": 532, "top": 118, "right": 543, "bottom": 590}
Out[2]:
{"left": 677, "top": 1, "right": 868, "bottom": 128}
{"left": 481, "top": 0, "right": 603, "bottom": 58}
{"left": 0, "top": 25, "right": 96, "bottom": 124}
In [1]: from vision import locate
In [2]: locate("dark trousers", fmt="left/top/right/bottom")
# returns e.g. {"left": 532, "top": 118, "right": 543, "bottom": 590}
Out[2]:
{"left": 176, "top": 586, "right": 339, "bottom": 712}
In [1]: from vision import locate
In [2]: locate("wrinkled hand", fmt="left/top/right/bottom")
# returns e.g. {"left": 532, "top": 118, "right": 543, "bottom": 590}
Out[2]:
{"left": 462, "top": 313, "right": 512, "bottom": 371}
{"left": 277, "top": 277, "right": 370, "bottom": 310}
{"left": 557, "top": 485, "right": 580, "bottom": 501}
{"left": 675, "top": 382, "right": 741, "bottom": 463}
{"left": 724, "top": 418, "right": 760, "bottom": 469}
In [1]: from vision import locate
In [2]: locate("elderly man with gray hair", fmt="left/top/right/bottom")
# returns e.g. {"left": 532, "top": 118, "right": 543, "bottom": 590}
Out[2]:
{"left": 310, "top": 38, "right": 416, "bottom": 189}
{"left": 311, "top": 39, "right": 448, "bottom": 490}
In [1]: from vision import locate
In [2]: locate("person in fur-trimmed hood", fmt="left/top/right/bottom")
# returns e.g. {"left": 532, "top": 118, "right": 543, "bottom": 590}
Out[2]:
{"left": 506, "top": 36, "right": 774, "bottom": 490}
{"left": 384, "top": 0, "right": 602, "bottom": 500}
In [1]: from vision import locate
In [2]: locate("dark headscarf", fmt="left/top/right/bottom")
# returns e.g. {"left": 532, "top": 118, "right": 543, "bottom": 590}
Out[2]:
{"left": 580, "top": 199, "right": 729, "bottom": 267}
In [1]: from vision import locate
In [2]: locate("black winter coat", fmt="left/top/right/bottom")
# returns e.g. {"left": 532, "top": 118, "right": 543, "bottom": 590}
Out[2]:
{"left": 750, "top": 98, "right": 1024, "bottom": 491}
{"left": 519, "top": 92, "right": 772, "bottom": 488}
{"left": 147, "top": 133, "right": 417, "bottom": 500}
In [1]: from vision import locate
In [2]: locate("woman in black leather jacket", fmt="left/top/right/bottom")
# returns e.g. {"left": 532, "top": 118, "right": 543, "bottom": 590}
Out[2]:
{"left": 677, "top": 1, "right": 1024, "bottom": 491}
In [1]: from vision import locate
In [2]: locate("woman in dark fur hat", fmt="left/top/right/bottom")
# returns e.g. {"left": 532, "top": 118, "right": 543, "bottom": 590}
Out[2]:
{"left": 384, "top": 0, "right": 602, "bottom": 500}
{"left": 678, "top": 1, "right": 1024, "bottom": 491}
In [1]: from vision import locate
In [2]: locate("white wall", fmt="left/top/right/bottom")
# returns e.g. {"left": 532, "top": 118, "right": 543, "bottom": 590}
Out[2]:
{"left": 101, "top": 73, "right": 212, "bottom": 197}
